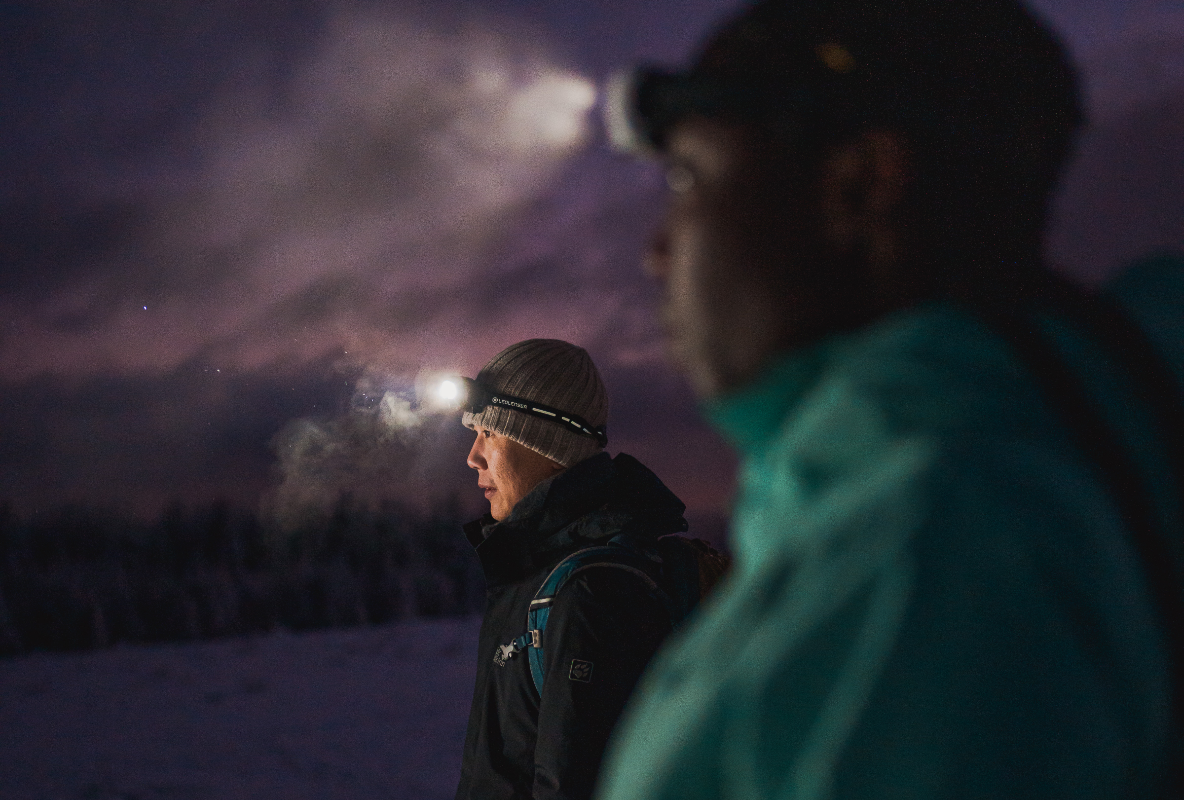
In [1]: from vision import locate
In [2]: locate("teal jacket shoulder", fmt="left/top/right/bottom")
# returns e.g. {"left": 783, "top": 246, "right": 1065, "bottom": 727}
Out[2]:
{"left": 598, "top": 253, "right": 1184, "bottom": 800}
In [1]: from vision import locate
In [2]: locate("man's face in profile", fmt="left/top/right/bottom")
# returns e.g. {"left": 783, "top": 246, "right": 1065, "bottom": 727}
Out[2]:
{"left": 466, "top": 424, "right": 562, "bottom": 521}
{"left": 646, "top": 117, "right": 826, "bottom": 398}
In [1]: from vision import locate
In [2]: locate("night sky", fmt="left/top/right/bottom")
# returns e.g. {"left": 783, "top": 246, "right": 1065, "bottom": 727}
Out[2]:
{"left": 2, "top": 0, "right": 1182, "bottom": 530}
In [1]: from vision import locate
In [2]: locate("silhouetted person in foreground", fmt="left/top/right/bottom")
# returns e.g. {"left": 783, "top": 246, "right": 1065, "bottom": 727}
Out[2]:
{"left": 596, "top": 0, "right": 1184, "bottom": 797}
{"left": 450, "top": 339, "right": 716, "bottom": 800}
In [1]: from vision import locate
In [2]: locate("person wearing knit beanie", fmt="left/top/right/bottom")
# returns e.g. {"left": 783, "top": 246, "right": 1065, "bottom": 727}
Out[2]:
{"left": 453, "top": 338, "right": 700, "bottom": 800}
{"left": 463, "top": 338, "right": 609, "bottom": 470}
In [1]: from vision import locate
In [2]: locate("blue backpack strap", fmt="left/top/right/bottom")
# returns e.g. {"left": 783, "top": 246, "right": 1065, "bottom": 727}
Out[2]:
{"left": 521, "top": 541, "right": 675, "bottom": 697}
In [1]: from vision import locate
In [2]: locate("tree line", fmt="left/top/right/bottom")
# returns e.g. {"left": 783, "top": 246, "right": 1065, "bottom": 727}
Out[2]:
{"left": 0, "top": 498, "right": 485, "bottom": 656}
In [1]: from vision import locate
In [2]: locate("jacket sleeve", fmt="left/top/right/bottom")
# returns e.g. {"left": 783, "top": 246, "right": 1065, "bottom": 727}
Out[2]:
{"left": 532, "top": 566, "right": 673, "bottom": 800}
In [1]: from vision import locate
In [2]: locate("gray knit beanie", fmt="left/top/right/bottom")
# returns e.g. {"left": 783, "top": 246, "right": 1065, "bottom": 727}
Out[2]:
{"left": 462, "top": 339, "right": 608, "bottom": 468}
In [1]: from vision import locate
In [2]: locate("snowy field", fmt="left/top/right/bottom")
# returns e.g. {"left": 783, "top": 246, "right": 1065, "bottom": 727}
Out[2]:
{"left": 0, "top": 616, "right": 482, "bottom": 800}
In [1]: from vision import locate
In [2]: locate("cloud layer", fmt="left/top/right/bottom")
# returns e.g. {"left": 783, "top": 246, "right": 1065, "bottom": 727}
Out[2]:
{"left": 1, "top": 3, "right": 606, "bottom": 382}
{"left": 2, "top": 0, "right": 1181, "bottom": 526}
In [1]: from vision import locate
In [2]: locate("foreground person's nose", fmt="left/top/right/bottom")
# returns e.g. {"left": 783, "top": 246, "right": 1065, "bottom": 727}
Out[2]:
{"left": 644, "top": 224, "right": 671, "bottom": 281}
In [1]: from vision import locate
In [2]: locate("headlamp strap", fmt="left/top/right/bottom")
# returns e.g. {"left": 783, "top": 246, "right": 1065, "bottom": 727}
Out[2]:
{"left": 460, "top": 377, "right": 607, "bottom": 446}
{"left": 486, "top": 393, "right": 608, "bottom": 447}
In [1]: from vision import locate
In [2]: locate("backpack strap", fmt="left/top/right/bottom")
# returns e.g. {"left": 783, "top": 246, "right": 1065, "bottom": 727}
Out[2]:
{"left": 973, "top": 294, "right": 1184, "bottom": 791}
{"left": 1051, "top": 287, "right": 1184, "bottom": 529}
{"left": 498, "top": 538, "right": 679, "bottom": 697}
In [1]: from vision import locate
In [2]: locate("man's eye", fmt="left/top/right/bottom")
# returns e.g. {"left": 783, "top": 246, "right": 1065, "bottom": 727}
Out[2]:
{"left": 665, "top": 164, "right": 695, "bottom": 194}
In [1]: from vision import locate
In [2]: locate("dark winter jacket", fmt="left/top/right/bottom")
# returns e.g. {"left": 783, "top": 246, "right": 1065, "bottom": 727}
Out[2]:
{"left": 454, "top": 451, "right": 688, "bottom": 800}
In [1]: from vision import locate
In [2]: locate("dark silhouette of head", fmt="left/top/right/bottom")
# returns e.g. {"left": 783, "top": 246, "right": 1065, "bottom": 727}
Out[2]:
{"left": 693, "top": 0, "right": 1082, "bottom": 260}
{"left": 625, "top": 0, "right": 1085, "bottom": 395}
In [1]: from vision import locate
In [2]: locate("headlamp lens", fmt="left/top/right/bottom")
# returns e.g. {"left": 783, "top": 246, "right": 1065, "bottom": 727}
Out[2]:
{"left": 603, "top": 66, "right": 681, "bottom": 155}
{"left": 417, "top": 372, "right": 477, "bottom": 413}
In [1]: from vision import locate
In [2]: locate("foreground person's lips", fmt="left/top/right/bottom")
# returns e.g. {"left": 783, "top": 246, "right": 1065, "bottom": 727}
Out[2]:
{"left": 480, "top": 485, "right": 496, "bottom": 500}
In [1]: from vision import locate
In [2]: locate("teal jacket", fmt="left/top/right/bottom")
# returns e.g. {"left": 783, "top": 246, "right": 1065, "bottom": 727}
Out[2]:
{"left": 597, "top": 253, "right": 1184, "bottom": 800}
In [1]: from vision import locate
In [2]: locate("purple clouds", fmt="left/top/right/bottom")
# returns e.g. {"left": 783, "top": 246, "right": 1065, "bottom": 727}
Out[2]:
{"left": 1, "top": 0, "right": 1180, "bottom": 527}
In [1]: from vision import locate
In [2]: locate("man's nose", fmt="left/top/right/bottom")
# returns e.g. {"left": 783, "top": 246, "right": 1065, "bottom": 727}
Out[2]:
{"left": 466, "top": 437, "right": 486, "bottom": 471}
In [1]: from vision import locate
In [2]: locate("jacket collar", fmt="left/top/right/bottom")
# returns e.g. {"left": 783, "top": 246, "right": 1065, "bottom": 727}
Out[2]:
{"left": 702, "top": 302, "right": 977, "bottom": 456}
{"left": 702, "top": 339, "right": 835, "bottom": 457}
{"left": 466, "top": 451, "right": 686, "bottom": 588}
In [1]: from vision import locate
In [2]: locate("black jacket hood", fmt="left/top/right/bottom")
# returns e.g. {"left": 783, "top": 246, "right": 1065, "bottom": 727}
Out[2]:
{"left": 463, "top": 451, "right": 688, "bottom": 590}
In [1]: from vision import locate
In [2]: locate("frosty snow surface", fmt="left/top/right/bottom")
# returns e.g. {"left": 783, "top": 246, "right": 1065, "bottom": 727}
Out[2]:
{"left": 0, "top": 615, "right": 481, "bottom": 800}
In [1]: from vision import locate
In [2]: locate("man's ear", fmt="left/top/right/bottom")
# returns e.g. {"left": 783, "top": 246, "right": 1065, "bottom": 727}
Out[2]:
{"left": 818, "top": 129, "right": 911, "bottom": 266}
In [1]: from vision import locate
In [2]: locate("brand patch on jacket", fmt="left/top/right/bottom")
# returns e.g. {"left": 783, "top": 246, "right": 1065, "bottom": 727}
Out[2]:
{"left": 493, "top": 643, "right": 517, "bottom": 667}
{"left": 569, "top": 659, "right": 593, "bottom": 683}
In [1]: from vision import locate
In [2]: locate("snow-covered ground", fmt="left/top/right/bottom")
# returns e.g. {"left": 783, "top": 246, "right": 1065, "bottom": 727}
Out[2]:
{"left": 0, "top": 616, "right": 482, "bottom": 800}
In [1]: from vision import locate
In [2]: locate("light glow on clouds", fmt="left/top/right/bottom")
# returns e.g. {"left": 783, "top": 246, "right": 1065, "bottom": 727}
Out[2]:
{"left": 0, "top": 6, "right": 600, "bottom": 382}
{"left": 6, "top": 0, "right": 1180, "bottom": 520}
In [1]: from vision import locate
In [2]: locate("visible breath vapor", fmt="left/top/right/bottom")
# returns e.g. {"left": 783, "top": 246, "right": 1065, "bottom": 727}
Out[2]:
{"left": 0, "top": 2, "right": 603, "bottom": 520}
{"left": 266, "top": 368, "right": 476, "bottom": 530}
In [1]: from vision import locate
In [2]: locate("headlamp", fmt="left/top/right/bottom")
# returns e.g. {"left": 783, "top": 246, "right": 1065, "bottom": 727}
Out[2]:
{"left": 604, "top": 45, "right": 948, "bottom": 159}
{"left": 429, "top": 375, "right": 608, "bottom": 447}
{"left": 604, "top": 65, "right": 815, "bottom": 155}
